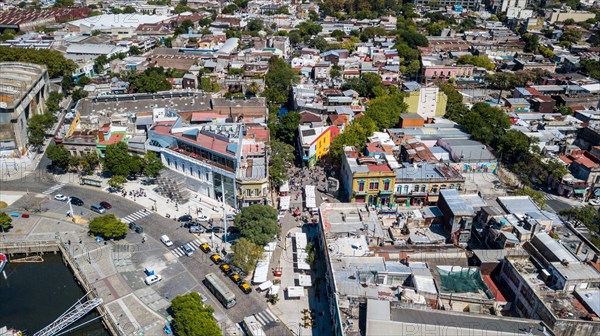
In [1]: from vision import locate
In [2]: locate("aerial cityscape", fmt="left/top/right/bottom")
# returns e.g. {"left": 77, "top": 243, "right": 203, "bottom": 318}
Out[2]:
{"left": 1, "top": 0, "right": 600, "bottom": 336}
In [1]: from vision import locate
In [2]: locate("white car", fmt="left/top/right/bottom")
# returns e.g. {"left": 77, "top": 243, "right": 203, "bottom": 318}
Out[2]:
{"left": 589, "top": 199, "right": 600, "bottom": 206}
{"left": 197, "top": 215, "right": 208, "bottom": 221}
{"left": 144, "top": 274, "right": 162, "bottom": 285}
{"left": 54, "top": 194, "right": 68, "bottom": 201}
{"left": 160, "top": 235, "right": 173, "bottom": 247}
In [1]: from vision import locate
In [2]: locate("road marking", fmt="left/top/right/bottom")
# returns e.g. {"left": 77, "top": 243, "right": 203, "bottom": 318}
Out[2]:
{"left": 543, "top": 194, "right": 556, "bottom": 201}
{"left": 42, "top": 183, "right": 64, "bottom": 195}
{"left": 170, "top": 240, "right": 202, "bottom": 258}
{"left": 122, "top": 209, "right": 150, "bottom": 224}
{"left": 254, "top": 309, "right": 278, "bottom": 326}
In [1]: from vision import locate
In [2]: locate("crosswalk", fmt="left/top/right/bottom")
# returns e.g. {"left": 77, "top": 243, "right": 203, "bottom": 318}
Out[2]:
{"left": 121, "top": 209, "right": 151, "bottom": 224}
{"left": 42, "top": 184, "right": 65, "bottom": 195}
{"left": 543, "top": 194, "right": 556, "bottom": 201}
{"left": 171, "top": 239, "right": 202, "bottom": 257}
{"left": 253, "top": 309, "right": 278, "bottom": 327}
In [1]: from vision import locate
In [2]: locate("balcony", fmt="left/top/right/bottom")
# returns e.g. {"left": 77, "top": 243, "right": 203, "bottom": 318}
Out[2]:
{"left": 165, "top": 147, "right": 235, "bottom": 174}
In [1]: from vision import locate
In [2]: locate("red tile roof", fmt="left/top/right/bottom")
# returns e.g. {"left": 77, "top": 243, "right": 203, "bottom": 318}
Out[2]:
{"left": 97, "top": 132, "right": 124, "bottom": 145}
{"left": 367, "top": 164, "right": 392, "bottom": 173}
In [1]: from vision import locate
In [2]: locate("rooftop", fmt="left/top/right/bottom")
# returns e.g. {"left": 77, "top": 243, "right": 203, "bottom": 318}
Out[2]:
{"left": 0, "top": 62, "right": 47, "bottom": 109}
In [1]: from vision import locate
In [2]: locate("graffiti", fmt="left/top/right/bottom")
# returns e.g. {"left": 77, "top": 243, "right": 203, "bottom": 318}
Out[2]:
{"left": 451, "top": 162, "right": 497, "bottom": 174}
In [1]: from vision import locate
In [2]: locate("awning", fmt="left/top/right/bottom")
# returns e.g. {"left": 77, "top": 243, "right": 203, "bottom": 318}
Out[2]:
{"left": 287, "top": 286, "right": 305, "bottom": 298}
{"left": 574, "top": 189, "right": 586, "bottom": 194}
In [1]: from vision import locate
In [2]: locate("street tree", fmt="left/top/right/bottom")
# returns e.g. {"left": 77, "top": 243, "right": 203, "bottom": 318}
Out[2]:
{"left": 0, "top": 212, "right": 12, "bottom": 232}
{"left": 269, "top": 139, "right": 295, "bottom": 188}
{"left": 88, "top": 214, "right": 127, "bottom": 239}
{"left": 108, "top": 175, "right": 127, "bottom": 190}
{"left": 171, "top": 293, "right": 221, "bottom": 336}
{"left": 104, "top": 142, "right": 133, "bottom": 176}
{"left": 231, "top": 238, "right": 264, "bottom": 274}
{"left": 234, "top": 204, "right": 280, "bottom": 246}
{"left": 142, "top": 151, "right": 164, "bottom": 178}
{"left": 263, "top": 56, "right": 299, "bottom": 105}
{"left": 46, "top": 144, "right": 71, "bottom": 169}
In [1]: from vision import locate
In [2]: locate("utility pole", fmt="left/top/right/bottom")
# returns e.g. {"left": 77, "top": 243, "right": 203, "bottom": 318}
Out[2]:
{"left": 221, "top": 177, "right": 227, "bottom": 249}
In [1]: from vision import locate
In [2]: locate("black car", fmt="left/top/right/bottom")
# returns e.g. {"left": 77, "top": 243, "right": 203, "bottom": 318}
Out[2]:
{"left": 211, "top": 226, "right": 223, "bottom": 233}
{"left": 69, "top": 196, "right": 84, "bottom": 206}
{"left": 227, "top": 226, "right": 240, "bottom": 234}
{"left": 178, "top": 214, "right": 193, "bottom": 222}
{"left": 126, "top": 174, "right": 137, "bottom": 181}
{"left": 129, "top": 222, "right": 143, "bottom": 233}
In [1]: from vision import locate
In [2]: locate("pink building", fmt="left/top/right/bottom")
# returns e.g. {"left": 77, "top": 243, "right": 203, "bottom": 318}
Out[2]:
{"left": 422, "top": 64, "right": 475, "bottom": 80}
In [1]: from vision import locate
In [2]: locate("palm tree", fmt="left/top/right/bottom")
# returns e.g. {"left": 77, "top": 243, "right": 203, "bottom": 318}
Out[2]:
{"left": 487, "top": 72, "right": 515, "bottom": 105}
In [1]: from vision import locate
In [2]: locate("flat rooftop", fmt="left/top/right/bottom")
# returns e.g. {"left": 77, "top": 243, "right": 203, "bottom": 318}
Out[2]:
{"left": 0, "top": 62, "right": 47, "bottom": 109}
{"left": 75, "top": 91, "right": 212, "bottom": 116}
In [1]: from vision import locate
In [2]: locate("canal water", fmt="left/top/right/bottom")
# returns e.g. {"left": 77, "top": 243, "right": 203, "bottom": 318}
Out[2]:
{"left": 0, "top": 253, "right": 109, "bottom": 336}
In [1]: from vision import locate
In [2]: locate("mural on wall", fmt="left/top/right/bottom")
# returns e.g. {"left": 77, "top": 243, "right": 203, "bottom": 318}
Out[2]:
{"left": 451, "top": 162, "right": 497, "bottom": 174}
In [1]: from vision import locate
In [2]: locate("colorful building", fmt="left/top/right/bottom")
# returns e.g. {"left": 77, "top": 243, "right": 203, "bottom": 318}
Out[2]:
{"left": 340, "top": 148, "right": 397, "bottom": 207}
{"left": 96, "top": 124, "right": 128, "bottom": 157}
{"left": 298, "top": 125, "right": 340, "bottom": 168}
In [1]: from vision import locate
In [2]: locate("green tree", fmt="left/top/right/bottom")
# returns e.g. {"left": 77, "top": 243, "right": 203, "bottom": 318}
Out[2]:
{"left": 263, "top": 56, "right": 299, "bottom": 105}
{"left": 46, "top": 144, "right": 71, "bottom": 169}
{"left": 247, "top": 19, "right": 264, "bottom": 32}
{"left": 269, "top": 139, "right": 295, "bottom": 188}
{"left": 272, "top": 111, "right": 300, "bottom": 145}
{"left": 497, "top": 129, "right": 531, "bottom": 162}
{"left": 486, "top": 72, "right": 516, "bottom": 104}
{"left": 77, "top": 76, "right": 91, "bottom": 86}
{"left": 560, "top": 206, "right": 600, "bottom": 233}
{"left": 94, "top": 55, "right": 108, "bottom": 74}
{"left": 89, "top": 214, "right": 127, "bottom": 239}
{"left": 522, "top": 33, "right": 539, "bottom": 53}
{"left": 53, "top": 0, "right": 74, "bottom": 7}
{"left": 341, "top": 72, "right": 385, "bottom": 99}
{"left": 331, "top": 29, "right": 345, "bottom": 41}
{"left": 580, "top": 59, "right": 600, "bottom": 80}
{"left": 129, "top": 46, "right": 142, "bottom": 55}
{"left": 104, "top": 142, "right": 133, "bottom": 176}
{"left": 130, "top": 67, "right": 172, "bottom": 93}
{"left": 246, "top": 82, "right": 260, "bottom": 96}
{"left": 399, "top": 30, "right": 429, "bottom": 48}
{"left": 461, "top": 103, "right": 511, "bottom": 146}
{"left": 142, "top": 151, "right": 164, "bottom": 178}
{"left": 0, "top": 212, "right": 13, "bottom": 232}
{"left": 108, "top": 175, "right": 127, "bottom": 190}
{"left": 72, "top": 88, "right": 88, "bottom": 102}
{"left": 310, "top": 36, "right": 328, "bottom": 52}
{"left": 123, "top": 6, "right": 136, "bottom": 13}
{"left": 560, "top": 29, "right": 582, "bottom": 45}
{"left": 231, "top": 237, "right": 264, "bottom": 274}
{"left": 308, "top": 9, "right": 320, "bottom": 22}
{"left": 234, "top": 204, "right": 280, "bottom": 246}
{"left": 171, "top": 293, "right": 221, "bottom": 336}
{"left": 199, "top": 77, "right": 221, "bottom": 92}
{"left": 222, "top": 4, "right": 238, "bottom": 14}
{"left": 0, "top": 46, "right": 76, "bottom": 78}
{"left": 456, "top": 55, "right": 495, "bottom": 71}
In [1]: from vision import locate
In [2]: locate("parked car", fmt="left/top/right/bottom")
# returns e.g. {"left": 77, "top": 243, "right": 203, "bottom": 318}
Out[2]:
{"left": 219, "top": 264, "right": 232, "bottom": 275}
{"left": 178, "top": 215, "right": 193, "bottom": 222}
{"left": 54, "top": 194, "right": 68, "bottom": 201}
{"left": 197, "top": 291, "right": 208, "bottom": 302}
{"left": 238, "top": 282, "right": 252, "bottom": 294}
{"left": 197, "top": 215, "right": 208, "bottom": 221}
{"left": 129, "top": 222, "right": 143, "bottom": 234}
{"left": 200, "top": 243, "right": 211, "bottom": 253}
{"left": 211, "top": 226, "right": 223, "bottom": 233}
{"left": 69, "top": 196, "right": 84, "bottom": 206}
{"left": 182, "top": 244, "right": 194, "bottom": 256}
{"left": 589, "top": 198, "right": 600, "bottom": 206}
{"left": 99, "top": 201, "right": 112, "bottom": 209}
{"left": 144, "top": 274, "right": 162, "bottom": 285}
{"left": 229, "top": 273, "right": 242, "bottom": 284}
{"left": 160, "top": 235, "right": 173, "bottom": 247}
{"left": 210, "top": 254, "right": 222, "bottom": 264}
{"left": 226, "top": 214, "right": 236, "bottom": 221}
{"left": 126, "top": 174, "right": 137, "bottom": 181}
{"left": 189, "top": 226, "right": 205, "bottom": 234}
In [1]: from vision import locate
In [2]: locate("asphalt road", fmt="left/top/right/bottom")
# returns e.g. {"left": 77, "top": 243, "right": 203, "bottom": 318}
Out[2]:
{"left": 2, "top": 173, "right": 289, "bottom": 333}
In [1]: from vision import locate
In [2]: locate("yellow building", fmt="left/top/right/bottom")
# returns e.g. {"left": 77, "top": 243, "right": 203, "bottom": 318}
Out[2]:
{"left": 402, "top": 82, "right": 448, "bottom": 119}
{"left": 298, "top": 125, "right": 340, "bottom": 168}
{"left": 341, "top": 150, "right": 397, "bottom": 207}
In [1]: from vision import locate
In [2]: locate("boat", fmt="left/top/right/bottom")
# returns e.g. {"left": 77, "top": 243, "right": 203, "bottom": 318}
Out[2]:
{"left": 0, "top": 325, "right": 23, "bottom": 336}
{"left": 0, "top": 253, "right": 7, "bottom": 273}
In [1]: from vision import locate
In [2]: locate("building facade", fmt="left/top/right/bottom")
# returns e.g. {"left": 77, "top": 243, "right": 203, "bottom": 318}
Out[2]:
{"left": 0, "top": 62, "right": 50, "bottom": 157}
{"left": 298, "top": 125, "right": 340, "bottom": 168}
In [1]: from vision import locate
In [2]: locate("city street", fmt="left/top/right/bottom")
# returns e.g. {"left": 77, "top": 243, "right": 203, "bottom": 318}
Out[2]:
{"left": 1, "top": 170, "right": 292, "bottom": 335}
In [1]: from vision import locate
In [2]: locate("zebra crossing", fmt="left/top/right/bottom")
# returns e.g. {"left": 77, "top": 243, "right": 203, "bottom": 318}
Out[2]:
{"left": 253, "top": 309, "right": 278, "bottom": 327}
{"left": 121, "top": 209, "right": 151, "bottom": 224}
{"left": 42, "top": 184, "right": 65, "bottom": 195}
{"left": 543, "top": 194, "right": 556, "bottom": 201}
{"left": 170, "top": 239, "right": 202, "bottom": 257}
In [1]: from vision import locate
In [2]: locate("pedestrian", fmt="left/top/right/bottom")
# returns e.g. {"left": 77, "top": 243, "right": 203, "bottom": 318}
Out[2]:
{"left": 68, "top": 240, "right": 71, "bottom": 245}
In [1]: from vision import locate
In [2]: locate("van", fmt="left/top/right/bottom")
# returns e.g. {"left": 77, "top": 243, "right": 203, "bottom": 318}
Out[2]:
{"left": 182, "top": 244, "right": 194, "bottom": 256}
{"left": 160, "top": 235, "right": 173, "bottom": 247}
{"left": 90, "top": 204, "right": 106, "bottom": 214}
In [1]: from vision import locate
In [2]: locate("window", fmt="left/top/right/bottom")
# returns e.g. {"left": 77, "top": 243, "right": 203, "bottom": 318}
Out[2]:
{"left": 383, "top": 181, "right": 390, "bottom": 191}
{"left": 413, "top": 185, "right": 419, "bottom": 192}
{"left": 369, "top": 182, "right": 379, "bottom": 190}
{"left": 246, "top": 189, "right": 252, "bottom": 196}
{"left": 449, "top": 184, "right": 455, "bottom": 189}
{"left": 403, "top": 185, "right": 409, "bottom": 194}
{"left": 358, "top": 181, "right": 365, "bottom": 191}
{"left": 255, "top": 188, "right": 260, "bottom": 196}
{"left": 431, "top": 185, "right": 438, "bottom": 193}
{"left": 421, "top": 185, "right": 426, "bottom": 192}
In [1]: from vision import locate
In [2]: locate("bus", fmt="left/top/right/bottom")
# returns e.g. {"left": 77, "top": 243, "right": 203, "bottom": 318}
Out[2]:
{"left": 203, "top": 272, "right": 236, "bottom": 308}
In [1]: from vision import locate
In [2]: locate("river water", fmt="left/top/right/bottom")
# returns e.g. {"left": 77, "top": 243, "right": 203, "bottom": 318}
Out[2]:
{"left": 0, "top": 253, "right": 109, "bottom": 335}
